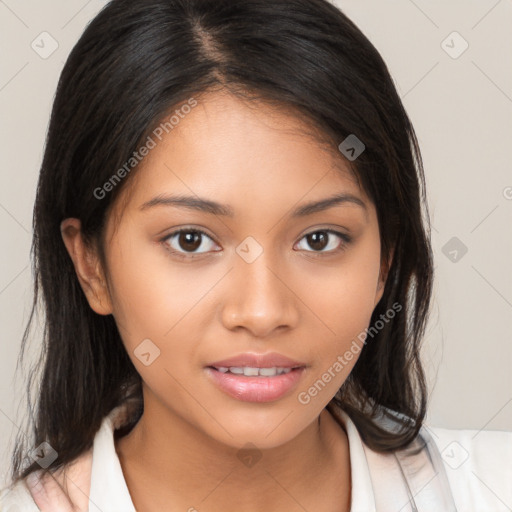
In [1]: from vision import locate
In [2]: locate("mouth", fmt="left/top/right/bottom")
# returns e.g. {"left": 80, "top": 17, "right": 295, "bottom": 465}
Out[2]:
{"left": 204, "top": 365, "right": 306, "bottom": 403}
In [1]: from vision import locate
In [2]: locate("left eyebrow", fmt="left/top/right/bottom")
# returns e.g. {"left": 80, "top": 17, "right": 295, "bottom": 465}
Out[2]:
{"left": 291, "top": 193, "right": 367, "bottom": 218}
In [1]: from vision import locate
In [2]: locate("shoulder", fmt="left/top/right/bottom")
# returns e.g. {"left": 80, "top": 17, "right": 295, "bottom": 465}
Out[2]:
{"left": 0, "top": 447, "right": 93, "bottom": 511}
{"left": 428, "top": 424, "right": 512, "bottom": 511}
{"left": 0, "top": 478, "right": 39, "bottom": 511}
{"left": 0, "top": 402, "right": 136, "bottom": 511}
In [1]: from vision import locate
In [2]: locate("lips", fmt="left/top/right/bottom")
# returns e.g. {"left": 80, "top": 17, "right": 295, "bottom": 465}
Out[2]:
{"left": 207, "top": 352, "right": 306, "bottom": 370}
{"left": 205, "top": 352, "right": 307, "bottom": 402}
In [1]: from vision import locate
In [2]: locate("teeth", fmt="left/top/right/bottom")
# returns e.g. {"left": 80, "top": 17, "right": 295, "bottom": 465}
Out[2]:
{"left": 259, "top": 367, "right": 278, "bottom": 376}
{"left": 215, "top": 366, "right": 295, "bottom": 376}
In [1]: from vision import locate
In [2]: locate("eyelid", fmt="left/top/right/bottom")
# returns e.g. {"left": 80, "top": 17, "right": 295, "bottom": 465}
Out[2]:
{"left": 295, "top": 228, "right": 352, "bottom": 254}
{"left": 300, "top": 227, "right": 351, "bottom": 242}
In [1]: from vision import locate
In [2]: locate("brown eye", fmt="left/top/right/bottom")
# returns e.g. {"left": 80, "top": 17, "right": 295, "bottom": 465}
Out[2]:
{"left": 163, "top": 228, "right": 219, "bottom": 255}
{"left": 306, "top": 232, "right": 329, "bottom": 251}
{"left": 295, "top": 229, "right": 351, "bottom": 253}
{"left": 178, "top": 231, "right": 202, "bottom": 252}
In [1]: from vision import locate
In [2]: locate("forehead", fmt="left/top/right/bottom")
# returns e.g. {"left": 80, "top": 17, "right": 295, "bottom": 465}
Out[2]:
{"left": 109, "top": 90, "right": 369, "bottom": 224}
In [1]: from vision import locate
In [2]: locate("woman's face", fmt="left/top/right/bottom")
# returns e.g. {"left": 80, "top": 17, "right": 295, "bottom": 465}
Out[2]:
{"left": 98, "top": 91, "right": 387, "bottom": 449}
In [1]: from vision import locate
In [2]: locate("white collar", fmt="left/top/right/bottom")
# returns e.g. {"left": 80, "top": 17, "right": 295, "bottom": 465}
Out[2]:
{"left": 88, "top": 405, "right": 137, "bottom": 512}
{"left": 336, "top": 408, "right": 377, "bottom": 512}
{"left": 88, "top": 404, "right": 376, "bottom": 511}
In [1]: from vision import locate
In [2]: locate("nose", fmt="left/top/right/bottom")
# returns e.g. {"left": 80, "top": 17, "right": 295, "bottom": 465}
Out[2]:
{"left": 220, "top": 252, "right": 300, "bottom": 338}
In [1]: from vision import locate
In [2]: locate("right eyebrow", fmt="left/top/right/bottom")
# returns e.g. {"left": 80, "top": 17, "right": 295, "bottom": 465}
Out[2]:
{"left": 139, "top": 194, "right": 235, "bottom": 217}
{"left": 291, "top": 193, "right": 367, "bottom": 218}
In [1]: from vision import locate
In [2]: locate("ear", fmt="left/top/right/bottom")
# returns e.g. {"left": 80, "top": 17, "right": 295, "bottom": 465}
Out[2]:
{"left": 374, "top": 247, "right": 394, "bottom": 307}
{"left": 60, "top": 218, "right": 113, "bottom": 315}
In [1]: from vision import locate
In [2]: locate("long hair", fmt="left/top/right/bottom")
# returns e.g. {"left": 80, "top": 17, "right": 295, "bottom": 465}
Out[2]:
{"left": 11, "top": 0, "right": 433, "bottom": 486}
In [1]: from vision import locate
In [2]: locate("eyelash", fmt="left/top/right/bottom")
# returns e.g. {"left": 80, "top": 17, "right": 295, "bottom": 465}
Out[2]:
{"left": 160, "top": 227, "right": 352, "bottom": 260}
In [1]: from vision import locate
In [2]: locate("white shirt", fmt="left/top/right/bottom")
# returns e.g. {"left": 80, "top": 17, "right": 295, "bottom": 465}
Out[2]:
{"left": 1, "top": 404, "right": 511, "bottom": 511}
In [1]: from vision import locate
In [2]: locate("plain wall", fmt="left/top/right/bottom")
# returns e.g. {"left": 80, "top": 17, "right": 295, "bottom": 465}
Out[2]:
{"left": 1, "top": 0, "right": 511, "bottom": 487}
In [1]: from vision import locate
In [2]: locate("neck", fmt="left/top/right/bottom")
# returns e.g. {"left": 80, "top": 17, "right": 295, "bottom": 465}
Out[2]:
{"left": 115, "top": 393, "right": 351, "bottom": 512}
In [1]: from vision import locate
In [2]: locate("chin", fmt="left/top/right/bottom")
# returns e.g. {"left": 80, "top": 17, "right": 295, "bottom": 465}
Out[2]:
{"left": 201, "top": 409, "right": 312, "bottom": 450}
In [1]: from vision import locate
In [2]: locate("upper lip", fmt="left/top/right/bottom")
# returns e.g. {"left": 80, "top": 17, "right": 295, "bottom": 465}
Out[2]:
{"left": 207, "top": 352, "right": 306, "bottom": 369}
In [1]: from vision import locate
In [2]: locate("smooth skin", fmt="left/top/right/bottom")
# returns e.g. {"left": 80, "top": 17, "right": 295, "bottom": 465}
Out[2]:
{"left": 61, "top": 90, "right": 391, "bottom": 512}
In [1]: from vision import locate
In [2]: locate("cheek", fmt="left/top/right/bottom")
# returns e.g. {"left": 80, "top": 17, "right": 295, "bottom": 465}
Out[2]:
{"left": 299, "top": 233, "right": 382, "bottom": 340}
{"left": 104, "top": 235, "right": 223, "bottom": 372}
{"left": 294, "top": 234, "right": 382, "bottom": 392}
{"left": 104, "top": 239, "right": 208, "bottom": 404}
{"left": 104, "top": 235, "right": 188, "bottom": 348}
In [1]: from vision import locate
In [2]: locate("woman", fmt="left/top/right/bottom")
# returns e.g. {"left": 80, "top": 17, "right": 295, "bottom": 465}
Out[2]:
{"left": 1, "top": 0, "right": 510, "bottom": 510}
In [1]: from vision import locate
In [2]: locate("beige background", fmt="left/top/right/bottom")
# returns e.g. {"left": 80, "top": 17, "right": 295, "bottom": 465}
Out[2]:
{"left": 1, "top": 0, "right": 511, "bottom": 487}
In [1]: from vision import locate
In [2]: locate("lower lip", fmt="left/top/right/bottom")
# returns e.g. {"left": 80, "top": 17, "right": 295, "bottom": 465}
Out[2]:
{"left": 205, "top": 367, "right": 305, "bottom": 403}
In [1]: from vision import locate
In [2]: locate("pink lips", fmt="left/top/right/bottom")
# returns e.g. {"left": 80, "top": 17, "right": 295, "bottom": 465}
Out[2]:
{"left": 205, "top": 352, "right": 306, "bottom": 403}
